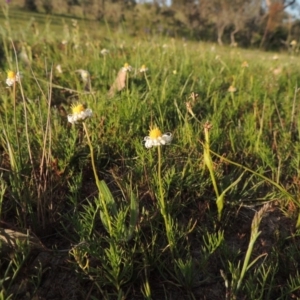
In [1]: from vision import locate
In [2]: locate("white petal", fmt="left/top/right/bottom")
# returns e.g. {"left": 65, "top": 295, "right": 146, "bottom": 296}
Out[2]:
{"left": 144, "top": 134, "right": 173, "bottom": 148}
{"left": 153, "top": 138, "right": 162, "bottom": 146}
{"left": 78, "top": 111, "right": 84, "bottom": 119}
{"left": 68, "top": 114, "right": 75, "bottom": 124}
{"left": 144, "top": 139, "right": 153, "bottom": 148}
{"left": 6, "top": 78, "right": 14, "bottom": 86}
{"left": 158, "top": 137, "right": 166, "bottom": 145}
{"left": 85, "top": 109, "right": 93, "bottom": 117}
{"left": 162, "top": 133, "right": 173, "bottom": 144}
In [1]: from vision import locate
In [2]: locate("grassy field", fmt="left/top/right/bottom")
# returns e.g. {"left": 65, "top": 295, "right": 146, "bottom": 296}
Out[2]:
{"left": 1, "top": 5, "right": 300, "bottom": 300}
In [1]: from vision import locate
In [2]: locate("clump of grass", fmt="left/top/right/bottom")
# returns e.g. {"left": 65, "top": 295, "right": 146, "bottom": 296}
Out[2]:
{"left": 1, "top": 7, "right": 300, "bottom": 300}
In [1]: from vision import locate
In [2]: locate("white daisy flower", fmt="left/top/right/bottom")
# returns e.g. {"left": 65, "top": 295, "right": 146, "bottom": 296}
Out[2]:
{"left": 121, "top": 63, "right": 132, "bottom": 72}
{"left": 56, "top": 64, "right": 63, "bottom": 74}
{"left": 228, "top": 85, "right": 237, "bottom": 93}
{"left": 100, "top": 48, "right": 109, "bottom": 55}
{"left": 144, "top": 126, "right": 173, "bottom": 148}
{"left": 6, "top": 71, "right": 21, "bottom": 86}
{"left": 67, "top": 103, "right": 92, "bottom": 124}
{"left": 76, "top": 69, "right": 90, "bottom": 83}
{"left": 139, "top": 64, "right": 148, "bottom": 73}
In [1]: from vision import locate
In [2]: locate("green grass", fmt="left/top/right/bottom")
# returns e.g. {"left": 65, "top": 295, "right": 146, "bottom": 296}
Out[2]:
{"left": 1, "top": 6, "right": 300, "bottom": 300}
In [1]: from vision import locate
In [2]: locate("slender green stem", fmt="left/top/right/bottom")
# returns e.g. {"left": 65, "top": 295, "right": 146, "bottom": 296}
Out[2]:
{"left": 82, "top": 121, "right": 113, "bottom": 236}
{"left": 126, "top": 72, "right": 129, "bottom": 97}
{"left": 82, "top": 122, "right": 100, "bottom": 185}
{"left": 144, "top": 73, "right": 151, "bottom": 91}
{"left": 12, "top": 81, "right": 21, "bottom": 169}
{"left": 204, "top": 125, "right": 219, "bottom": 198}
{"left": 157, "top": 145, "right": 164, "bottom": 211}
{"left": 157, "top": 145, "right": 173, "bottom": 253}
{"left": 102, "top": 56, "right": 106, "bottom": 76}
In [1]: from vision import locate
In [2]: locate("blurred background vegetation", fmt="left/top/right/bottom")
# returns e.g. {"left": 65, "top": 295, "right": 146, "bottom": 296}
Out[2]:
{"left": 6, "top": 0, "right": 300, "bottom": 50}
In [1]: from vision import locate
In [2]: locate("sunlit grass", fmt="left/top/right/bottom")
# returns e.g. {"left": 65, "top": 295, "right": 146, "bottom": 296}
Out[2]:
{"left": 1, "top": 6, "right": 300, "bottom": 300}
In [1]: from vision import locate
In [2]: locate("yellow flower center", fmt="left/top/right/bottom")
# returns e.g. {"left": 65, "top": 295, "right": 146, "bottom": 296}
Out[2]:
{"left": 124, "top": 63, "right": 129, "bottom": 68}
{"left": 71, "top": 103, "right": 85, "bottom": 114}
{"left": 149, "top": 127, "right": 162, "bottom": 139}
{"left": 7, "top": 71, "right": 16, "bottom": 79}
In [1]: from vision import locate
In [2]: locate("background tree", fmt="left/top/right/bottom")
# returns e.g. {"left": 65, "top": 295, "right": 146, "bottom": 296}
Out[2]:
{"left": 229, "top": 0, "right": 262, "bottom": 46}
{"left": 11, "top": 0, "right": 299, "bottom": 49}
{"left": 199, "top": 0, "right": 263, "bottom": 46}
{"left": 42, "top": 0, "right": 53, "bottom": 14}
{"left": 24, "top": 0, "right": 37, "bottom": 11}
{"left": 259, "top": 0, "right": 296, "bottom": 48}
